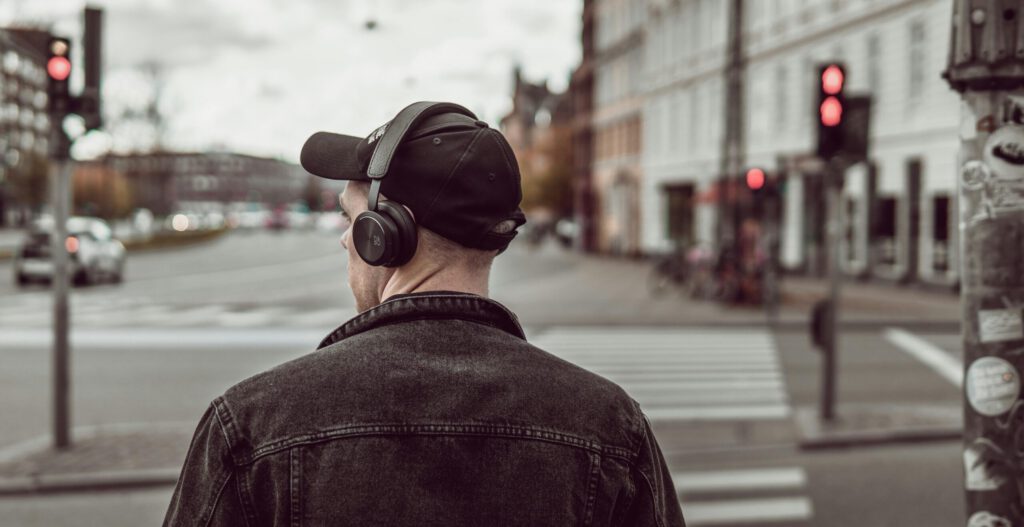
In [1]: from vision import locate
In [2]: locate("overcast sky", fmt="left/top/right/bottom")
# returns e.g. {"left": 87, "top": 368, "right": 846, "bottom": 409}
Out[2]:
{"left": 0, "top": 0, "right": 581, "bottom": 161}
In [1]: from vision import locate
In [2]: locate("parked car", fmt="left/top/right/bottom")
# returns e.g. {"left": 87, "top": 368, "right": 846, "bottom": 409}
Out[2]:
{"left": 265, "top": 207, "right": 289, "bottom": 231}
{"left": 14, "top": 216, "right": 126, "bottom": 286}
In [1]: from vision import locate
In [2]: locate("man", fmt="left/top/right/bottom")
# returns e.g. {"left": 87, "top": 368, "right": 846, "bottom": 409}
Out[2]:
{"left": 164, "top": 102, "right": 685, "bottom": 526}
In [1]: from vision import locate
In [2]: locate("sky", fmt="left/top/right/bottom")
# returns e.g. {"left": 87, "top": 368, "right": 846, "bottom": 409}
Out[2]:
{"left": 0, "top": 0, "right": 581, "bottom": 161}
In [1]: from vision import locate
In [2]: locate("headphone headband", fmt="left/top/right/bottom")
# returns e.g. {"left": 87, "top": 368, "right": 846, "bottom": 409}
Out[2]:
{"left": 366, "top": 101, "right": 477, "bottom": 180}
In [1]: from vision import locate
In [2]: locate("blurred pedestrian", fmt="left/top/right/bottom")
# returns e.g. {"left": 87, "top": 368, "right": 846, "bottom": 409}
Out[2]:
{"left": 164, "top": 102, "right": 685, "bottom": 526}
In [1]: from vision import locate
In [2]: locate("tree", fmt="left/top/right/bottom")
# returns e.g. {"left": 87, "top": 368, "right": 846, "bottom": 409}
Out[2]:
{"left": 521, "top": 124, "right": 574, "bottom": 218}
{"left": 7, "top": 151, "right": 50, "bottom": 212}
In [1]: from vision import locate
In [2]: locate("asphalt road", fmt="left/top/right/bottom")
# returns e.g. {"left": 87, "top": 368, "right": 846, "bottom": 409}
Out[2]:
{"left": 0, "top": 229, "right": 967, "bottom": 526}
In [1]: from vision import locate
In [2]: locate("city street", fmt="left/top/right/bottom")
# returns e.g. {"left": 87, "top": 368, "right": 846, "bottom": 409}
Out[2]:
{"left": 0, "top": 229, "right": 965, "bottom": 526}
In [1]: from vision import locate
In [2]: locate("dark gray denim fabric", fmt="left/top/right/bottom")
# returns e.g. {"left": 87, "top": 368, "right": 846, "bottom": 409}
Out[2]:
{"left": 164, "top": 291, "right": 685, "bottom": 526}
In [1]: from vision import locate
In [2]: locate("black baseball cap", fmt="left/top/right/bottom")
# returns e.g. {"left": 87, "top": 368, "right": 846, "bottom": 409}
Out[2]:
{"left": 300, "top": 104, "right": 526, "bottom": 251}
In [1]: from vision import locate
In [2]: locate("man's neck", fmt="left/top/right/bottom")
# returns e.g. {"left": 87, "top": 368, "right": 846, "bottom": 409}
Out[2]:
{"left": 380, "top": 265, "right": 489, "bottom": 304}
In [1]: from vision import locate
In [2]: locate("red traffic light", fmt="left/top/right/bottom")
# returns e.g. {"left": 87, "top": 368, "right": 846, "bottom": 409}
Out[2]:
{"left": 746, "top": 168, "right": 766, "bottom": 191}
{"left": 822, "top": 65, "right": 844, "bottom": 95}
{"left": 47, "top": 56, "right": 71, "bottom": 81}
{"left": 820, "top": 96, "right": 843, "bottom": 126}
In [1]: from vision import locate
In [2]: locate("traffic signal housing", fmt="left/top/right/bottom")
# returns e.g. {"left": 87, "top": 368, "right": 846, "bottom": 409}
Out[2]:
{"left": 47, "top": 37, "right": 72, "bottom": 116}
{"left": 817, "top": 63, "right": 845, "bottom": 159}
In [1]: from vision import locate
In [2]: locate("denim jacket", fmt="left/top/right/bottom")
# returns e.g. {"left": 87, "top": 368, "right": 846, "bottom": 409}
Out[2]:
{"left": 164, "top": 291, "right": 685, "bottom": 526}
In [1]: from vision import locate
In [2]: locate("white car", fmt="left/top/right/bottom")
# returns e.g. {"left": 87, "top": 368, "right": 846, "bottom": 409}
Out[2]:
{"left": 14, "top": 217, "right": 126, "bottom": 286}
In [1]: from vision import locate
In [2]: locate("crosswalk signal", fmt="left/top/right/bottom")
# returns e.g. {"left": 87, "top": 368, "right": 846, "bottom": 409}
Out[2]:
{"left": 47, "top": 37, "right": 72, "bottom": 116}
{"left": 816, "top": 63, "right": 845, "bottom": 159}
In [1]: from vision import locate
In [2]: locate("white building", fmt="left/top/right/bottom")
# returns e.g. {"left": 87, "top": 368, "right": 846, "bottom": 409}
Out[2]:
{"left": 640, "top": 0, "right": 961, "bottom": 285}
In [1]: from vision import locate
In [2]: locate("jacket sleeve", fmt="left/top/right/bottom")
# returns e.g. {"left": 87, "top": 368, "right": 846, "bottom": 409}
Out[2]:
{"left": 620, "top": 415, "right": 687, "bottom": 527}
{"left": 164, "top": 402, "right": 248, "bottom": 526}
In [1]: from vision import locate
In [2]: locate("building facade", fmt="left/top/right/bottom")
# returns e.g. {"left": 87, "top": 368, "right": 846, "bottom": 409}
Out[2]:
{"left": 639, "top": 0, "right": 961, "bottom": 285}
{"left": 97, "top": 152, "right": 308, "bottom": 216}
{"left": 592, "top": 0, "right": 647, "bottom": 255}
{"left": 0, "top": 28, "right": 53, "bottom": 227}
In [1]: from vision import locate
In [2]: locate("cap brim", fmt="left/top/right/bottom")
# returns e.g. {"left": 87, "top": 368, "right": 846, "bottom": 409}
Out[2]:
{"left": 300, "top": 131, "right": 367, "bottom": 180}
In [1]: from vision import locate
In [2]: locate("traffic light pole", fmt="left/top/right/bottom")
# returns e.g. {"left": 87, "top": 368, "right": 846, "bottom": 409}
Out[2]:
{"left": 944, "top": 2, "right": 1024, "bottom": 523}
{"left": 50, "top": 129, "right": 71, "bottom": 449}
{"left": 820, "top": 159, "right": 842, "bottom": 421}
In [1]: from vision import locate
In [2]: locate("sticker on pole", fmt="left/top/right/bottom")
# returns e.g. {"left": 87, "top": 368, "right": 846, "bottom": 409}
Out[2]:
{"left": 968, "top": 511, "right": 1011, "bottom": 527}
{"left": 966, "top": 357, "right": 1021, "bottom": 417}
{"left": 964, "top": 439, "right": 1007, "bottom": 491}
{"left": 979, "top": 309, "right": 1024, "bottom": 343}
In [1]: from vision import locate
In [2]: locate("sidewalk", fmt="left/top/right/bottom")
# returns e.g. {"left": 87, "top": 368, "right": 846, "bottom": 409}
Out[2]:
{"left": 777, "top": 274, "right": 960, "bottom": 327}
{"left": 0, "top": 424, "right": 190, "bottom": 495}
{"left": 498, "top": 243, "right": 961, "bottom": 329}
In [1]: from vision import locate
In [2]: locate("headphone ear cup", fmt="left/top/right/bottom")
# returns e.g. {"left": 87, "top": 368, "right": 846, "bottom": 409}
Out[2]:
{"left": 352, "top": 210, "right": 399, "bottom": 267}
{"left": 376, "top": 200, "right": 418, "bottom": 267}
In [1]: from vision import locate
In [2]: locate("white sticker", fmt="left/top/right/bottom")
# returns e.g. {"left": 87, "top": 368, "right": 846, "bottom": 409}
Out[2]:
{"left": 968, "top": 511, "right": 1011, "bottom": 527}
{"left": 979, "top": 309, "right": 1024, "bottom": 343}
{"left": 964, "top": 440, "right": 1007, "bottom": 491}
{"left": 966, "top": 357, "right": 1021, "bottom": 417}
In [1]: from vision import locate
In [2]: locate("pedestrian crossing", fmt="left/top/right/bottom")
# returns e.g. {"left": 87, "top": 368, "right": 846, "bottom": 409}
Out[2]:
{"left": 0, "top": 295, "right": 357, "bottom": 330}
{"left": 531, "top": 327, "right": 812, "bottom": 526}
{"left": 532, "top": 327, "right": 791, "bottom": 422}
{"left": 675, "top": 467, "right": 813, "bottom": 526}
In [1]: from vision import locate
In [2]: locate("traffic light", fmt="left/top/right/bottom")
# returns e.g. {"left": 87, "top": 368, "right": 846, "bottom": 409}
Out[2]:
{"left": 816, "top": 63, "right": 845, "bottom": 159}
{"left": 746, "top": 168, "right": 766, "bottom": 193}
{"left": 47, "top": 37, "right": 72, "bottom": 116}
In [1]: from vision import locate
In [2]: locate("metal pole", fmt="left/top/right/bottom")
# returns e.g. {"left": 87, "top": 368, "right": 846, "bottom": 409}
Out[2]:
{"left": 50, "top": 130, "right": 71, "bottom": 450}
{"left": 717, "top": 0, "right": 744, "bottom": 249}
{"left": 956, "top": 89, "right": 1024, "bottom": 524}
{"left": 763, "top": 183, "right": 780, "bottom": 325}
{"left": 944, "top": 2, "right": 1024, "bottom": 522}
{"left": 820, "top": 161, "right": 841, "bottom": 421}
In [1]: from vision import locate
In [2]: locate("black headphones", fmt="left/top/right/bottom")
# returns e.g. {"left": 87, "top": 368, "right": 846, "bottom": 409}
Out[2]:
{"left": 352, "top": 101, "right": 477, "bottom": 267}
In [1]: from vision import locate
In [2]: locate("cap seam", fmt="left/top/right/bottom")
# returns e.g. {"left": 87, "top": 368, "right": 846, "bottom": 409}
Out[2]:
{"left": 419, "top": 129, "right": 486, "bottom": 226}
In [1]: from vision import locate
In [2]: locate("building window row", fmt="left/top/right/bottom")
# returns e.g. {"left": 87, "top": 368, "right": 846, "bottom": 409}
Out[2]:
{"left": 595, "top": 116, "right": 641, "bottom": 161}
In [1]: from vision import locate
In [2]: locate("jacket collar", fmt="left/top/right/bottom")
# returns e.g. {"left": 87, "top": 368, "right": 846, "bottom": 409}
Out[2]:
{"left": 318, "top": 291, "right": 526, "bottom": 349}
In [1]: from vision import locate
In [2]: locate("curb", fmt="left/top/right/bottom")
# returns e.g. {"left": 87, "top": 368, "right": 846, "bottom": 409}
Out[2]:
{"left": 798, "top": 425, "right": 962, "bottom": 451}
{"left": 792, "top": 405, "right": 963, "bottom": 451}
{"left": 0, "top": 467, "right": 179, "bottom": 496}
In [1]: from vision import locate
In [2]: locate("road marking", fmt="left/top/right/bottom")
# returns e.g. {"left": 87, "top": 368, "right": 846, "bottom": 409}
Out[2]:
{"left": 217, "top": 307, "right": 289, "bottom": 328}
{"left": 674, "top": 467, "right": 806, "bottom": 493}
{"left": 618, "top": 380, "right": 784, "bottom": 391}
{"left": 602, "top": 371, "right": 781, "bottom": 382}
{"left": 536, "top": 326, "right": 791, "bottom": 423}
{"left": 633, "top": 391, "right": 788, "bottom": 406}
{"left": 0, "top": 328, "right": 325, "bottom": 348}
{"left": 681, "top": 496, "right": 813, "bottom": 525}
{"left": 883, "top": 328, "right": 963, "bottom": 388}
{"left": 646, "top": 405, "right": 790, "bottom": 420}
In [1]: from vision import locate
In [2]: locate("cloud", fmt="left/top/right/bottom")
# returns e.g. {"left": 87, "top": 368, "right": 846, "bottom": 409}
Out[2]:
{"left": 6, "top": 0, "right": 582, "bottom": 161}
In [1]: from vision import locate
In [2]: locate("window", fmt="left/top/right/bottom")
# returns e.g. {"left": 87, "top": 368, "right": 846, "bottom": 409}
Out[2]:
{"left": 664, "top": 184, "right": 695, "bottom": 245}
{"left": 875, "top": 196, "right": 898, "bottom": 265}
{"left": 932, "top": 195, "right": 950, "bottom": 272}
{"left": 845, "top": 197, "right": 859, "bottom": 262}
{"left": 908, "top": 20, "right": 925, "bottom": 103}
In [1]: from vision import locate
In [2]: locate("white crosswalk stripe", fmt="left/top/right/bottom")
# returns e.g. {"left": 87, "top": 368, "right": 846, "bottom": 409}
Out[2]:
{"left": 0, "top": 295, "right": 356, "bottom": 331}
{"left": 532, "top": 326, "right": 791, "bottom": 422}
{"left": 674, "top": 467, "right": 813, "bottom": 526}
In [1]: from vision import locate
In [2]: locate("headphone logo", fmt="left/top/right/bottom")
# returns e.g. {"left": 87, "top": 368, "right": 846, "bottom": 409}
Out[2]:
{"left": 372, "top": 235, "right": 382, "bottom": 247}
{"left": 367, "top": 123, "right": 389, "bottom": 145}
